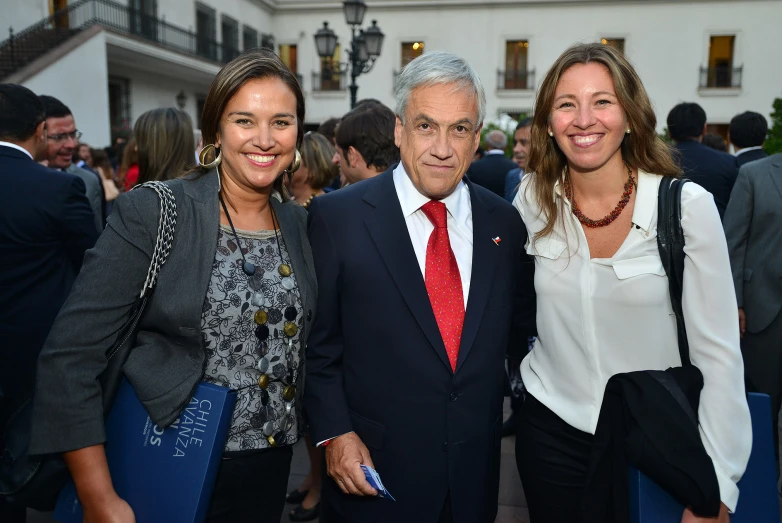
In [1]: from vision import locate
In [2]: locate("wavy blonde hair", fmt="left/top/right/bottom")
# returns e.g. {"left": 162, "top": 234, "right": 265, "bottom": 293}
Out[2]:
{"left": 527, "top": 42, "right": 680, "bottom": 241}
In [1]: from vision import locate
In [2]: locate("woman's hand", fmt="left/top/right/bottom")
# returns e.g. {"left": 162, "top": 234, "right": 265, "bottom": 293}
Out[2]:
{"left": 83, "top": 493, "right": 135, "bottom": 523}
{"left": 681, "top": 503, "right": 729, "bottom": 523}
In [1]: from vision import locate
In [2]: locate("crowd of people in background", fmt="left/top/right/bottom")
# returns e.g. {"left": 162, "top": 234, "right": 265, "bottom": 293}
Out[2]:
{"left": 0, "top": 40, "right": 780, "bottom": 523}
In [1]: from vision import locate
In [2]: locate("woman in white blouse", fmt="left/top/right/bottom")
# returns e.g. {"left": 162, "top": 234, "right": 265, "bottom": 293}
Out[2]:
{"left": 512, "top": 43, "right": 751, "bottom": 523}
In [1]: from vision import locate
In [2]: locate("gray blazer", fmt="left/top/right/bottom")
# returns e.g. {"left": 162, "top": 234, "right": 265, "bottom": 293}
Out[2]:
{"left": 66, "top": 164, "right": 104, "bottom": 233}
{"left": 30, "top": 171, "right": 317, "bottom": 455}
{"left": 723, "top": 153, "right": 782, "bottom": 333}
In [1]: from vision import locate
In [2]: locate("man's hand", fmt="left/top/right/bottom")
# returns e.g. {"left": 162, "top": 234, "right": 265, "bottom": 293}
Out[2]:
{"left": 681, "top": 503, "right": 729, "bottom": 523}
{"left": 83, "top": 493, "right": 135, "bottom": 523}
{"left": 738, "top": 308, "right": 746, "bottom": 338}
{"left": 325, "top": 432, "right": 378, "bottom": 497}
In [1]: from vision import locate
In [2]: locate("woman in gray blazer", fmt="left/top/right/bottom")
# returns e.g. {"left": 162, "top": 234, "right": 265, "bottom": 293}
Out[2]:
{"left": 30, "top": 50, "right": 317, "bottom": 523}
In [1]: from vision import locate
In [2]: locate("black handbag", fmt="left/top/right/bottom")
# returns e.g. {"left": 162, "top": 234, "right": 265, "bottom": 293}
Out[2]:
{"left": 0, "top": 182, "right": 176, "bottom": 510}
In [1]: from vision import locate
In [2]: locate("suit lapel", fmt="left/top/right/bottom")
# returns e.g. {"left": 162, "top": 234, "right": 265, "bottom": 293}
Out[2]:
{"left": 363, "top": 171, "right": 452, "bottom": 372}
{"left": 456, "top": 181, "right": 499, "bottom": 373}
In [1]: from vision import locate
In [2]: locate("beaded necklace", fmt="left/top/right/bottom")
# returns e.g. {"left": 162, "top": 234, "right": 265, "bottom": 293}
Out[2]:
{"left": 564, "top": 166, "right": 637, "bottom": 228}
{"left": 218, "top": 194, "right": 300, "bottom": 447}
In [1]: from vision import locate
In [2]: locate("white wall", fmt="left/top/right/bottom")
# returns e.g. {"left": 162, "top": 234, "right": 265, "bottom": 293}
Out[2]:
{"left": 5, "top": 0, "right": 49, "bottom": 36}
{"left": 272, "top": 0, "right": 782, "bottom": 128}
{"left": 118, "top": 66, "right": 211, "bottom": 128}
{"left": 22, "top": 30, "right": 112, "bottom": 146}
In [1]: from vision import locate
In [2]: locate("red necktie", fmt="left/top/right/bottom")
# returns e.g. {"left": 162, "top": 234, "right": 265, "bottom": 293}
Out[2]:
{"left": 421, "top": 200, "right": 464, "bottom": 371}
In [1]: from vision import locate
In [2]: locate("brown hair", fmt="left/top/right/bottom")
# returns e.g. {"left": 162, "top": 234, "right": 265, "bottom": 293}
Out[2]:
{"left": 196, "top": 49, "right": 305, "bottom": 199}
{"left": 90, "top": 148, "right": 114, "bottom": 181}
{"left": 299, "top": 132, "right": 338, "bottom": 190}
{"left": 527, "top": 42, "right": 681, "bottom": 241}
{"left": 135, "top": 108, "right": 195, "bottom": 184}
{"left": 117, "top": 136, "right": 138, "bottom": 189}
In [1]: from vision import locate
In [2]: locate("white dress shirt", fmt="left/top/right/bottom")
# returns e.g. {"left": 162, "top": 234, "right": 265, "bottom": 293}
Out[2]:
{"left": 0, "top": 141, "right": 33, "bottom": 160}
{"left": 734, "top": 145, "right": 764, "bottom": 157}
{"left": 393, "top": 162, "right": 473, "bottom": 305}
{"left": 512, "top": 171, "right": 751, "bottom": 511}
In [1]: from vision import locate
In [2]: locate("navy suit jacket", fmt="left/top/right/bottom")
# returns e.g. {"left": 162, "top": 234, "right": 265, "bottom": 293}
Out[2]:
{"left": 305, "top": 168, "right": 535, "bottom": 523}
{"left": 0, "top": 146, "right": 98, "bottom": 400}
{"left": 674, "top": 141, "right": 739, "bottom": 219}
{"left": 504, "top": 167, "right": 523, "bottom": 202}
{"left": 467, "top": 153, "right": 519, "bottom": 199}
{"left": 735, "top": 147, "right": 768, "bottom": 167}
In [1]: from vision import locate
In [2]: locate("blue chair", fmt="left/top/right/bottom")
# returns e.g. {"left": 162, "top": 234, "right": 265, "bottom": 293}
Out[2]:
{"left": 629, "top": 393, "right": 779, "bottom": 522}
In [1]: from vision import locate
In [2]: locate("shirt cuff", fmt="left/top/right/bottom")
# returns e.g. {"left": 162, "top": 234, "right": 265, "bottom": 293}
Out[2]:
{"left": 316, "top": 431, "right": 353, "bottom": 447}
{"left": 715, "top": 464, "right": 740, "bottom": 513}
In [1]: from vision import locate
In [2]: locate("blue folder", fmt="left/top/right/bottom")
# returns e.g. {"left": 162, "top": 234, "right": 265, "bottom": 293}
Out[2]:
{"left": 629, "top": 392, "right": 779, "bottom": 522}
{"left": 54, "top": 378, "right": 236, "bottom": 523}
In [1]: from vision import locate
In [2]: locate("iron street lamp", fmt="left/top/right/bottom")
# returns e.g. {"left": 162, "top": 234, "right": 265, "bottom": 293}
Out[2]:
{"left": 313, "top": 0, "right": 385, "bottom": 109}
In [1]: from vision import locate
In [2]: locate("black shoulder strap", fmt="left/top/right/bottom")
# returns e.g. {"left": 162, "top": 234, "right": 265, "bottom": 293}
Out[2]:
{"left": 656, "top": 177, "right": 691, "bottom": 367}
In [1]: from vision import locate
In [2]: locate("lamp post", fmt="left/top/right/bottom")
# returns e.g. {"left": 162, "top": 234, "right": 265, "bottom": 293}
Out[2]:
{"left": 313, "top": 0, "right": 385, "bottom": 109}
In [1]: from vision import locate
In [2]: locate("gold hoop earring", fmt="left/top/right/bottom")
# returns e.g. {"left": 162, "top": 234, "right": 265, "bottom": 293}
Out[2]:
{"left": 198, "top": 144, "right": 222, "bottom": 169}
{"left": 284, "top": 149, "right": 302, "bottom": 175}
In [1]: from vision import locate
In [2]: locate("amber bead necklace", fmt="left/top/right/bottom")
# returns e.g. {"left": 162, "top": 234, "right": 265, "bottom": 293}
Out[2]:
{"left": 563, "top": 165, "right": 638, "bottom": 228}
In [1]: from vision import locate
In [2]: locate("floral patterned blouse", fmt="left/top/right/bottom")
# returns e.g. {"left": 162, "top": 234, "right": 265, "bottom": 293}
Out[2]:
{"left": 201, "top": 224, "right": 304, "bottom": 452}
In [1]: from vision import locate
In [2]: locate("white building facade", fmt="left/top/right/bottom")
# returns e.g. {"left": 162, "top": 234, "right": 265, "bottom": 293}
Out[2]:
{"left": 3, "top": 0, "right": 780, "bottom": 147}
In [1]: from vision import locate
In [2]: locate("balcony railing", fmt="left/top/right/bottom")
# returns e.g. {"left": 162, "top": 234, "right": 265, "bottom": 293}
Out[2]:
{"left": 699, "top": 65, "right": 743, "bottom": 88}
{"left": 312, "top": 70, "right": 347, "bottom": 92}
{"left": 0, "top": 0, "right": 257, "bottom": 79}
{"left": 498, "top": 69, "right": 535, "bottom": 90}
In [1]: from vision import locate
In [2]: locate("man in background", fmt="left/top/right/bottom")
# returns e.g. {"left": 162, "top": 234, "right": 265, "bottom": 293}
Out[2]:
{"left": 468, "top": 129, "right": 517, "bottom": 198}
{"left": 39, "top": 95, "right": 105, "bottom": 231}
{"left": 504, "top": 118, "right": 532, "bottom": 202}
{"left": 0, "top": 84, "right": 98, "bottom": 523}
{"left": 333, "top": 103, "right": 399, "bottom": 185}
{"left": 667, "top": 102, "right": 739, "bottom": 219}
{"left": 729, "top": 111, "right": 769, "bottom": 167}
{"left": 723, "top": 153, "right": 782, "bottom": 472}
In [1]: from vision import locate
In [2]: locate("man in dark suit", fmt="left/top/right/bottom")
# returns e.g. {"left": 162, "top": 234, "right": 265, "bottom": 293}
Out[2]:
{"left": 504, "top": 117, "right": 532, "bottom": 202}
{"left": 724, "top": 154, "right": 782, "bottom": 471}
{"left": 667, "top": 102, "right": 739, "bottom": 219}
{"left": 305, "top": 52, "right": 536, "bottom": 523}
{"left": 0, "top": 84, "right": 97, "bottom": 521}
{"left": 467, "top": 129, "right": 518, "bottom": 198}
{"left": 729, "top": 111, "right": 769, "bottom": 167}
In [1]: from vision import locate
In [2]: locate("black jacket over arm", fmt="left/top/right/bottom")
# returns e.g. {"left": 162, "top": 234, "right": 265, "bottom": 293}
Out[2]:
{"left": 0, "top": 146, "right": 98, "bottom": 401}
{"left": 304, "top": 168, "right": 535, "bottom": 523}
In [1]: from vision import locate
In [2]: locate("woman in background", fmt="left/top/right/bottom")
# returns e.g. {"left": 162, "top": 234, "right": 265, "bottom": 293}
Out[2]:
{"left": 287, "top": 131, "right": 338, "bottom": 211}
{"left": 118, "top": 136, "right": 139, "bottom": 191}
{"left": 90, "top": 148, "right": 120, "bottom": 215}
{"left": 134, "top": 108, "right": 195, "bottom": 185}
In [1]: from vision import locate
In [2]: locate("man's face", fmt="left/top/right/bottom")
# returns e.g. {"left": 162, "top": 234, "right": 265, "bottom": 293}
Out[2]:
{"left": 394, "top": 83, "right": 481, "bottom": 200}
{"left": 77, "top": 144, "right": 91, "bottom": 162}
{"left": 512, "top": 125, "right": 531, "bottom": 170}
{"left": 45, "top": 115, "right": 78, "bottom": 169}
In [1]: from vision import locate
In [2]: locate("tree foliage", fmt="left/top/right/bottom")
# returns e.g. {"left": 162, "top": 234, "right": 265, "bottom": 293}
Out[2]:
{"left": 765, "top": 98, "right": 782, "bottom": 155}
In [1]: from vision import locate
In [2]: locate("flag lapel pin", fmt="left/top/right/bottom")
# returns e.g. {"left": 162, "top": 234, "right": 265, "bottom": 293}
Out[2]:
{"left": 492, "top": 236, "right": 501, "bottom": 245}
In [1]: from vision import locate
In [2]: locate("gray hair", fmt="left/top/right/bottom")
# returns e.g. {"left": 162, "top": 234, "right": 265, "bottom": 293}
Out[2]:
{"left": 485, "top": 130, "right": 507, "bottom": 150}
{"left": 394, "top": 50, "right": 486, "bottom": 127}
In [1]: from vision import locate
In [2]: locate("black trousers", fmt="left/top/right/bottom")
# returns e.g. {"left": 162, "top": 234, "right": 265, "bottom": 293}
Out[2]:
{"left": 515, "top": 393, "right": 593, "bottom": 523}
{"left": 742, "top": 309, "right": 782, "bottom": 474}
{"left": 206, "top": 444, "right": 293, "bottom": 523}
